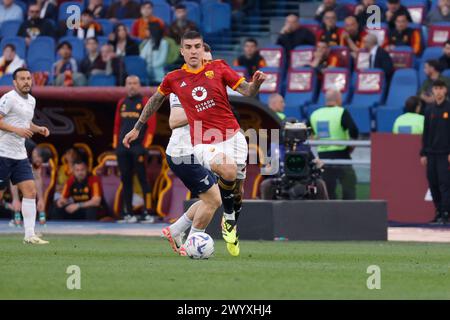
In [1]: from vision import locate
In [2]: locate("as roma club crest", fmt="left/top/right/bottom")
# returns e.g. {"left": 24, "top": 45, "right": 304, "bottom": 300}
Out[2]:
{"left": 205, "top": 71, "right": 214, "bottom": 79}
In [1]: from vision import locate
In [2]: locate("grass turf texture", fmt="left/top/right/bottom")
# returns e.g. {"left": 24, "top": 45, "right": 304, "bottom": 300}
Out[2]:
{"left": 0, "top": 234, "right": 449, "bottom": 299}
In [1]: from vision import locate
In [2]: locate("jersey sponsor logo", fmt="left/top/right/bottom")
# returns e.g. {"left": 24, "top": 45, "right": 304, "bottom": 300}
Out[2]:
{"left": 205, "top": 71, "right": 214, "bottom": 79}
{"left": 180, "top": 81, "right": 187, "bottom": 87}
{"left": 192, "top": 86, "right": 208, "bottom": 102}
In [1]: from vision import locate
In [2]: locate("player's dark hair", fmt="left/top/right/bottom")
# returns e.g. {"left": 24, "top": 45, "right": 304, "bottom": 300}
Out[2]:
{"left": 404, "top": 96, "right": 421, "bottom": 113}
{"left": 426, "top": 59, "right": 442, "bottom": 72}
{"left": 3, "top": 44, "right": 16, "bottom": 52}
{"left": 181, "top": 30, "right": 203, "bottom": 43}
{"left": 245, "top": 38, "right": 258, "bottom": 46}
{"left": 203, "top": 42, "right": 211, "bottom": 52}
{"left": 12, "top": 67, "right": 30, "bottom": 80}
{"left": 57, "top": 41, "right": 72, "bottom": 51}
{"left": 432, "top": 79, "right": 448, "bottom": 89}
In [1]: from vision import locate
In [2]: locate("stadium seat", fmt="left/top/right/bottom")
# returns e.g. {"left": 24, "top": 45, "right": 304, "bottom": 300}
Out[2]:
{"left": 1, "top": 36, "right": 26, "bottom": 59}
{"left": 285, "top": 68, "right": 317, "bottom": 120}
{"left": 28, "top": 58, "right": 54, "bottom": 73}
{"left": 156, "top": 168, "right": 189, "bottom": 222}
{"left": 93, "top": 154, "right": 121, "bottom": 218}
{"left": 58, "top": 1, "right": 85, "bottom": 22}
{"left": 124, "top": 55, "right": 149, "bottom": 85}
{"left": 15, "top": 0, "right": 27, "bottom": 19}
{"left": 260, "top": 45, "right": 284, "bottom": 69}
{"left": 57, "top": 36, "right": 85, "bottom": 63}
{"left": 231, "top": 66, "right": 248, "bottom": 79}
{"left": 290, "top": 45, "right": 314, "bottom": 70}
{"left": 145, "top": 145, "right": 168, "bottom": 204}
{"left": 375, "top": 107, "right": 404, "bottom": 132}
{"left": 428, "top": 23, "right": 450, "bottom": 47}
{"left": 40, "top": 158, "right": 58, "bottom": 215}
{"left": 442, "top": 69, "right": 450, "bottom": 78}
{"left": 202, "top": 2, "right": 231, "bottom": 34}
{"left": 347, "top": 69, "right": 386, "bottom": 133}
{"left": 244, "top": 144, "right": 264, "bottom": 200}
{"left": 27, "top": 36, "right": 56, "bottom": 63}
{"left": 88, "top": 74, "right": 116, "bottom": 86}
{"left": 0, "top": 74, "right": 13, "bottom": 86}
{"left": 258, "top": 67, "right": 281, "bottom": 105}
{"left": 96, "top": 19, "right": 114, "bottom": 36}
{"left": 96, "top": 36, "right": 109, "bottom": 47}
{"left": 154, "top": 2, "right": 172, "bottom": 26}
{"left": 299, "top": 18, "right": 320, "bottom": 38}
{"left": 181, "top": 1, "right": 201, "bottom": 26}
{"left": 388, "top": 46, "right": 414, "bottom": 70}
{"left": 307, "top": 68, "right": 351, "bottom": 116}
{"left": 120, "top": 19, "right": 135, "bottom": 33}
{"left": 330, "top": 46, "right": 351, "bottom": 68}
{"left": 0, "top": 20, "right": 22, "bottom": 38}
{"left": 355, "top": 49, "right": 370, "bottom": 71}
{"left": 418, "top": 47, "right": 443, "bottom": 84}
{"left": 405, "top": 0, "right": 427, "bottom": 24}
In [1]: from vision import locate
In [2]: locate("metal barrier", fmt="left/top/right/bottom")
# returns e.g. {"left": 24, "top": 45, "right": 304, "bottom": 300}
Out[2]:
{"left": 305, "top": 140, "right": 371, "bottom": 165}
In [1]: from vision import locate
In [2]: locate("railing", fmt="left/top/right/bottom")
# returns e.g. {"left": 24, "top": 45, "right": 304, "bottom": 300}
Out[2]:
{"left": 305, "top": 140, "right": 371, "bottom": 165}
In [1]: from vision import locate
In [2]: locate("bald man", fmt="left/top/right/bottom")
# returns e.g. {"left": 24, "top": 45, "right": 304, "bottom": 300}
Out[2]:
{"left": 308, "top": 89, "right": 359, "bottom": 200}
{"left": 113, "top": 75, "right": 158, "bottom": 223}
{"left": 268, "top": 93, "right": 286, "bottom": 120}
{"left": 340, "top": 16, "right": 367, "bottom": 58}
{"left": 276, "top": 14, "right": 316, "bottom": 60}
{"left": 362, "top": 33, "right": 394, "bottom": 79}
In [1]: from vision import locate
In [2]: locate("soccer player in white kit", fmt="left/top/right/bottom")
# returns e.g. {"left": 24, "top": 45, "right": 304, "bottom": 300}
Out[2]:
{"left": 0, "top": 68, "right": 50, "bottom": 244}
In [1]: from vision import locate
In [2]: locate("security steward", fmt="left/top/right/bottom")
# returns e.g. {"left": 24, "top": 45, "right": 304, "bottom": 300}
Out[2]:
{"left": 420, "top": 80, "right": 450, "bottom": 224}
{"left": 113, "top": 75, "right": 157, "bottom": 223}
{"left": 309, "top": 89, "right": 359, "bottom": 199}
{"left": 393, "top": 96, "right": 424, "bottom": 134}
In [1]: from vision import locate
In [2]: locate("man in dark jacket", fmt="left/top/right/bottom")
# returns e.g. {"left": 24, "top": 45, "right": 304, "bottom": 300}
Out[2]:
{"left": 17, "top": 4, "right": 55, "bottom": 45}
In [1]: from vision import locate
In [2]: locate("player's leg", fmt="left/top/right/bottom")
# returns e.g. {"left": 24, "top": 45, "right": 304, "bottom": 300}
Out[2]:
{"left": 116, "top": 149, "right": 136, "bottom": 222}
{"left": 233, "top": 179, "right": 244, "bottom": 222}
{"left": 188, "top": 183, "right": 222, "bottom": 237}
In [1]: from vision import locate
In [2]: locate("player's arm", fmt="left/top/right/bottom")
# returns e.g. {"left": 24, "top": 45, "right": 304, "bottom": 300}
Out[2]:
{"left": 234, "top": 70, "right": 267, "bottom": 97}
{"left": 30, "top": 122, "right": 50, "bottom": 137}
{"left": 123, "top": 91, "right": 166, "bottom": 148}
{"left": 0, "top": 114, "right": 34, "bottom": 138}
{"left": 169, "top": 106, "right": 188, "bottom": 129}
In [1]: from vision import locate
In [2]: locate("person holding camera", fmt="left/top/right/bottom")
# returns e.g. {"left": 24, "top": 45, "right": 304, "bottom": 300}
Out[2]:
{"left": 308, "top": 89, "right": 359, "bottom": 200}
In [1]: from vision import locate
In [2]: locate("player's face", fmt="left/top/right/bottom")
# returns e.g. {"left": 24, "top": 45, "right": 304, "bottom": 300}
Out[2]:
{"left": 432, "top": 86, "right": 447, "bottom": 102}
{"left": 181, "top": 38, "right": 205, "bottom": 68}
{"left": 73, "top": 164, "right": 88, "bottom": 181}
{"left": 125, "top": 77, "right": 141, "bottom": 96}
{"left": 13, "top": 71, "right": 32, "bottom": 94}
{"left": 203, "top": 51, "right": 213, "bottom": 63}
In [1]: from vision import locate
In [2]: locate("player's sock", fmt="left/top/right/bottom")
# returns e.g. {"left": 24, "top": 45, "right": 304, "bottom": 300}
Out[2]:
{"left": 188, "top": 226, "right": 205, "bottom": 238}
{"left": 219, "top": 177, "right": 236, "bottom": 221}
{"left": 22, "top": 198, "right": 36, "bottom": 238}
{"left": 233, "top": 183, "right": 243, "bottom": 222}
{"left": 169, "top": 213, "right": 193, "bottom": 237}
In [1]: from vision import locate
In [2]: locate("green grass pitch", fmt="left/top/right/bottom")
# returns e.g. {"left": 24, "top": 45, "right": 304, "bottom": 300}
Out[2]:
{"left": 0, "top": 234, "right": 449, "bottom": 299}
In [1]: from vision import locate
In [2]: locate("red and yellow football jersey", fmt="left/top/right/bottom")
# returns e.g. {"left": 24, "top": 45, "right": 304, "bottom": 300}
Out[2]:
{"left": 158, "top": 59, "right": 245, "bottom": 145}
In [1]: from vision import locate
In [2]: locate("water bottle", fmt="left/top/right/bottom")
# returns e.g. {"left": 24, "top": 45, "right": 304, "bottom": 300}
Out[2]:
{"left": 39, "top": 212, "right": 46, "bottom": 226}
{"left": 14, "top": 212, "right": 22, "bottom": 227}
{"left": 274, "top": 236, "right": 288, "bottom": 241}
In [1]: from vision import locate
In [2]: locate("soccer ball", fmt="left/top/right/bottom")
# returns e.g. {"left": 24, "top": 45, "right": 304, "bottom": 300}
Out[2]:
{"left": 185, "top": 232, "right": 214, "bottom": 259}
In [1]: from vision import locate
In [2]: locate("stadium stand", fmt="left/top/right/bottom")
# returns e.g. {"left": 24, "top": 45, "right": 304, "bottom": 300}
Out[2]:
{"left": 0, "top": 36, "right": 26, "bottom": 59}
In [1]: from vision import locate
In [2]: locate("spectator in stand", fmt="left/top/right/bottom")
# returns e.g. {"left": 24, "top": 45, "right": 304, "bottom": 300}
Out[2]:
{"left": 355, "top": 0, "right": 384, "bottom": 27}
{"left": 306, "top": 41, "right": 339, "bottom": 74}
{"left": 268, "top": 93, "right": 286, "bottom": 121}
{"left": 139, "top": 25, "right": 168, "bottom": 83}
{"left": 18, "top": 4, "right": 56, "bottom": 45}
{"left": 109, "top": 23, "right": 140, "bottom": 57}
{"left": 315, "top": 0, "right": 351, "bottom": 23}
{"left": 386, "top": 13, "right": 422, "bottom": 55}
{"left": 106, "top": 0, "right": 140, "bottom": 23}
{"left": 233, "top": 38, "right": 266, "bottom": 79}
{"left": 393, "top": 96, "right": 425, "bottom": 134}
{"left": 418, "top": 59, "right": 450, "bottom": 106}
{"left": 55, "top": 147, "right": 81, "bottom": 201}
{"left": 87, "top": 0, "right": 108, "bottom": 19}
{"left": 340, "top": 16, "right": 367, "bottom": 59}
{"left": 229, "top": 0, "right": 256, "bottom": 25}
{"left": 276, "top": 14, "right": 316, "bottom": 59}
{"left": 439, "top": 40, "right": 450, "bottom": 70}
{"left": 69, "top": 10, "right": 103, "bottom": 40}
{"left": 52, "top": 160, "right": 103, "bottom": 220}
{"left": 0, "top": 44, "right": 25, "bottom": 77}
{"left": 168, "top": 4, "right": 198, "bottom": 44}
{"left": 131, "top": 1, "right": 165, "bottom": 41}
{"left": 36, "top": 0, "right": 57, "bottom": 21}
{"left": 384, "top": 0, "right": 412, "bottom": 29}
{"left": 0, "top": 0, "right": 23, "bottom": 27}
{"left": 79, "top": 37, "right": 103, "bottom": 79}
{"left": 363, "top": 33, "right": 394, "bottom": 79}
{"left": 97, "top": 43, "right": 127, "bottom": 86}
{"left": 426, "top": 0, "right": 450, "bottom": 24}
{"left": 53, "top": 41, "right": 87, "bottom": 87}
{"left": 317, "top": 10, "right": 342, "bottom": 47}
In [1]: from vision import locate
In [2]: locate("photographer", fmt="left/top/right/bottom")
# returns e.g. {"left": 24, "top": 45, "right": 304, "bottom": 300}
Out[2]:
{"left": 260, "top": 120, "right": 328, "bottom": 200}
{"left": 308, "top": 89, "right": 359, "bottom": 200}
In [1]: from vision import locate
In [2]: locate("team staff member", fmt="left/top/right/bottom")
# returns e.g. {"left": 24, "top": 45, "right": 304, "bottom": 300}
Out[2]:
{"left": 113, "top": 75, "right": 157, "bottom": 223}
{"left": 53, "top": 160, "right": 103, "bottom": 220}
{"left": 309, "top": 89, "right": 359, "bottom": 200}
{"left": 420, "top": 80, "right": 450, "bottom": 225}
{"left": 393, "top": 96, "right": 424, "bottom": 134}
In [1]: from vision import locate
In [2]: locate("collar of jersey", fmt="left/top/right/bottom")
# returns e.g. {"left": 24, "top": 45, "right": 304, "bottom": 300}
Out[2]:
{"left": 181, "top": 63, "right": 206, "bottom": 74}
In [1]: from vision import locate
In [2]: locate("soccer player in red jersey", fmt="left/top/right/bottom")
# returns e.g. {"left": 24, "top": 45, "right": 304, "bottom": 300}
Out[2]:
{"left": 123, "top": 31, "right": 267, "bottom": 256}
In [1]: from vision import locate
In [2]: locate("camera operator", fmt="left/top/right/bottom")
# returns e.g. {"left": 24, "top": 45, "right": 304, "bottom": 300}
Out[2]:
{"left": 260, "top": 120, "right": 328, "bottom": 200}
{"left": 308, "top": 89, "right": 359, "bottom": 200}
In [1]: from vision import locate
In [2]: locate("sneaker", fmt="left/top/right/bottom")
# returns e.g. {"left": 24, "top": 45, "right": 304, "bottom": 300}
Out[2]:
{"left": 23, "top": 235, "right": 49, "bottom": 244}
{"left": 226, "top": 240, "right": 240, "bottom": 257}
{"left": 441, "top": 212, "right": 449, "bottom": 225}
{"left": 221, "top": 216, "right": 237, "bottom": 244}
{"left": 179, "top": 244, "right": 187, "bottom": 256}
{"left": 140, "top": 214, "right": 158, "bottom": 224}
{"left": 117, "top": 214, "right": 138, "bottom": 223}
{"left": 161, "top": 227, "right": 183, "bottom": 254}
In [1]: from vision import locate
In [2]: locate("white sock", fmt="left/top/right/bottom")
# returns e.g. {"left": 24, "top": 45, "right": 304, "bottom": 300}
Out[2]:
{"left": 188, "top": 226, "right": 205, "bottom": 238}
{"left": 22, "top": 198, "right": 36, "bottom": 238}
{"left": 169, "top": 213, "right": 193, "bottom": 237}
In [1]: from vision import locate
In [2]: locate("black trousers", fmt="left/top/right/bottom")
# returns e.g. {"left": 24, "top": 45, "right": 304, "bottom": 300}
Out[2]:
{"left": 116, "top": 146, "right": 152, "bottom": 214}
{"left": 322, "top": 165, "right": 357, "bottom": 200}
{"left": 51, "top": 206, "right": 99, "bottom": 220}
{"left": 426, "top": 154, "right": 450, "bottom": 213}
